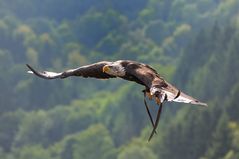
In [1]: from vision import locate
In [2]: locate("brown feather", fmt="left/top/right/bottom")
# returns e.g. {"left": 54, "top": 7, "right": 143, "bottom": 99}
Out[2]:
{"left": 68, "top": 61, "right": 116, "bottom": 79}
{"left": 26, "top": 61, "right": 116, "bottom": 80}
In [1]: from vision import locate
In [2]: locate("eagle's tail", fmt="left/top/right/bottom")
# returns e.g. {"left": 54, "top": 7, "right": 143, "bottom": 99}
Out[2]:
{"left": 150, "top": 85, "right": 207, "bottom": 107}
{"left": 162, "top": 89, "right": 207, "bottom": 106}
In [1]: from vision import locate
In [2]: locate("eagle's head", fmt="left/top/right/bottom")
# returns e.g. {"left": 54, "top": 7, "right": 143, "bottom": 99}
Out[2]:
{"left": 102, "top": 62, "right": 126, "bottom": 77}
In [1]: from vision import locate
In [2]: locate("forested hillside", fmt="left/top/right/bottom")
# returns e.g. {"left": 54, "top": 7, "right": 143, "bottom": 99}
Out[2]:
{"left": 0, "top": 0, "right": 239, "bottom": 159}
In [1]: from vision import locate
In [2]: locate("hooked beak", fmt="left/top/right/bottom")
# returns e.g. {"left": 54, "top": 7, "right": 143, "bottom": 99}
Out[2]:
{"left": 103, "top": 65, "right": 110, "bottom": 73}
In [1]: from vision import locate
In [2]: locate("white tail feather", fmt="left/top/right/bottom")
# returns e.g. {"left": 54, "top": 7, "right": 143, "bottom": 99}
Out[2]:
{"left": 162, "top": 90, "right": 208, "bottom": 107}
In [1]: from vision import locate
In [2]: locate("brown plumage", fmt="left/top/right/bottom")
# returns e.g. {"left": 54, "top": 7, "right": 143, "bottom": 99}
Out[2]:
{"left": 27, "top": 60, "right": 207, "bottom": 141}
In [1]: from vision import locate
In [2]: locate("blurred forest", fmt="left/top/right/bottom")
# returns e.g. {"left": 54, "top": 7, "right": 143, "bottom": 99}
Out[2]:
{"left": 0, "top": 0, "right": 239, "bottom": 159}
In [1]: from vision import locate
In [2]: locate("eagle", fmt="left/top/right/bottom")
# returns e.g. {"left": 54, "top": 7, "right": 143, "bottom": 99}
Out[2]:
{"left": 26, "top": 60, "right": 207, "bottom": 141}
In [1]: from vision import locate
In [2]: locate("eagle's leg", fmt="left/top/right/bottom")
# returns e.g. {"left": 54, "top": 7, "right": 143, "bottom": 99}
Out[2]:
{"left": 148, "top": 102, "right": 163, "bottom": 142}
{"left": 147, "top": 93, "right": 164, "bottom": 141}
{"left": 142, "top": 90, "right": 157, "bottom": 134}
{"left": 146, "top": 91, "right": 153, "bottom": 100}
{"left": 155, "top": 96, "right": 161, "bottom": 105}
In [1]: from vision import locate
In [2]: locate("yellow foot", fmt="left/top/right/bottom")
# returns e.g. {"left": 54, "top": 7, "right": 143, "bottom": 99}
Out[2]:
{"left": 155, "top": 97, "right": 161, "bottom": 105}
{"left": 146, "top": 92, "right": 153, "bottom": 100}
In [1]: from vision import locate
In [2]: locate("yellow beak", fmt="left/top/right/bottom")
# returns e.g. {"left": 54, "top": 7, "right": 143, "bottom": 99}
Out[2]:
{"left": 103, "top": 65, "right": 110, "bottom": 73}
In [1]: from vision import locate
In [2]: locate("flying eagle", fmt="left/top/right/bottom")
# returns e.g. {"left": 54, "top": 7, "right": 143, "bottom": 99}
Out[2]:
{"left": 26, "top": 60, "right": 207, "bottom": 141}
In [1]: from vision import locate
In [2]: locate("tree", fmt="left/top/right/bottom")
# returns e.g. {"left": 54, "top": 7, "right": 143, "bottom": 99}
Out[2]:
{"left": 13, "top": 145, "right": 52, "bottom": 159}
{"left": 117, "top": 144, "right": 157, "bottom": 159}
{"left": 60, "top": 124, "right": 116, "bottom": 159}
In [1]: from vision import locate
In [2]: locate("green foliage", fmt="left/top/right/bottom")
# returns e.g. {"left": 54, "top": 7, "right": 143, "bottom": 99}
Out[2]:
{"left": 151, "top": 22, "right": 239, "bottom": 159}
{"left": 117, "top": 144, "right": 157, "bottom": 159}
{"left": 117, "top": 139, "right": 157, "bottom": 159}
{"left": 59, "top": 124, "right": 116, "bottom": 159}
{"left": 203, "top": 113, "right": 231, "bottom": 159}
{"left": 1, "top": 1, "right": 239, "bottom": 159}
{"left": 14, "top": 110, "right": 53, "bottom": 147}
{"left": 13, "top": 145, "right": 52, "bottom": 159}
{"left": 0, "top": 110, "right": 25, "bottom": 152}
{"left": 73, "top": 9, "right": 127, "bottom": 48}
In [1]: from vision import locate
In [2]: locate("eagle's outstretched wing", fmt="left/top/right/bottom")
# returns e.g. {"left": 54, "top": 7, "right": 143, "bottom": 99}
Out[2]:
{"left": 125, "top": 61, "right": 207, "bottom": 106}
{"left": 26, "top": 61, "right": 116, "bottom": 80}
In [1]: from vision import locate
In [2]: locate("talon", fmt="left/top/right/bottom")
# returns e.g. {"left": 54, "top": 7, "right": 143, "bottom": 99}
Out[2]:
{"left": 155, "top": 97, "right": 161, "bottom": 105}
{"left": 146, "top": 92, "right": 153, "bottom": 100}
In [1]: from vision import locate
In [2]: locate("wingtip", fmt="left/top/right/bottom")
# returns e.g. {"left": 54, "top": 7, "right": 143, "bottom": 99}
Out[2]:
{"left": 26, "top": 64, "right": 32, "bottom": 70}
{"left": 26, "top": 64, "right": 39, "bottom": 76}
{"left": 26, "top": 64, "right": 33, "bottom": 74}
{"left": 26, "top": 64, "right": 37, "bottom": 74}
